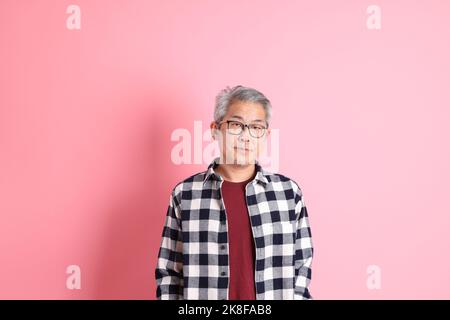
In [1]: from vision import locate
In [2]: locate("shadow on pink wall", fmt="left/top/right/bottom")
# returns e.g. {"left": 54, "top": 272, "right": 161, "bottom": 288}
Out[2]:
{"left": 91, "top": 87, "right": 195, "bottom": 299}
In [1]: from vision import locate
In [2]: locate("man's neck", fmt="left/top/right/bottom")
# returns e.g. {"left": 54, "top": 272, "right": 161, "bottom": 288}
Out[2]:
{"left": 215, "top": 161, "right": 256, "bottom": 183}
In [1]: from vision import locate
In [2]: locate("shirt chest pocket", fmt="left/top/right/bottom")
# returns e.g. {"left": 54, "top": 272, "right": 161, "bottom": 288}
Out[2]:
{"left": 261, "top": 220, "right": 296, "bottom": 241}
{"left": 260, "top": 221, "right": 297, "bottom": 263}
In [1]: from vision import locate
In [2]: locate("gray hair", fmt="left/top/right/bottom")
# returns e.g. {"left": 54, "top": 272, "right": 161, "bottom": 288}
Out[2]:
{"left": 214, "top": 85, "right": 272, "bottom": 126}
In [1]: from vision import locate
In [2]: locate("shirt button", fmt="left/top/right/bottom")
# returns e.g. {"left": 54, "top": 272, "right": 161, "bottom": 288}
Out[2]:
{"left": 220, "top": 245, "right": 226, "bottom": 250}
{"left": 221, "top": 271, "right": 226, "bottom": 276}
{"left": 221, "top": 220, "right": 226, "bottom": 225}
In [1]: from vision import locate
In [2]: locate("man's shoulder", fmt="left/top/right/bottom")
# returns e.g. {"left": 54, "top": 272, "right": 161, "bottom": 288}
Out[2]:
{"left": 263, "top": 170, "right": 303, "bottom": 194}
{"left": 170, "top": 170, "right": 208, "bottom": 196}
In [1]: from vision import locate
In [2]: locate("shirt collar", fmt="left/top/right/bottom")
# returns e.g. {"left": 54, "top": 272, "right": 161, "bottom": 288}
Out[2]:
{"left": 202, "top": 156, "right": 269, "bottom": 186}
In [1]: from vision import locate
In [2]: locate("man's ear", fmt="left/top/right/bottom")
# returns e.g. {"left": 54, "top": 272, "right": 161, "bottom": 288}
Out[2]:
{"left": 210, "top": 121, "right": 217, "bottom": 140}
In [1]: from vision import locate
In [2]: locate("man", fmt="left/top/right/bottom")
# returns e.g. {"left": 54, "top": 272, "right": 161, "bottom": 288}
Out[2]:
{"left": 155, "top": 85, "right": 314, "bottom": 300}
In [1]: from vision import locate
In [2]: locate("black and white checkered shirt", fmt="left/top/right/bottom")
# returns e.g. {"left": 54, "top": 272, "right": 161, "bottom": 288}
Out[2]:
{"left": 155, "top": 157, "right": 314, "bottom": 300}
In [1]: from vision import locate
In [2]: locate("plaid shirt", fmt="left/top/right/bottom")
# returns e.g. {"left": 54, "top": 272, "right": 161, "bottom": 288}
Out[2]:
{"left": 155, "top": 157, "right": 314, "bottom": 300}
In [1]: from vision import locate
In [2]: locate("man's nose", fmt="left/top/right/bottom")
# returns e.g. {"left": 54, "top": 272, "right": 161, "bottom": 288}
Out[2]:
{"left": 239, "top": 125, "right": 251, "bottom": 140}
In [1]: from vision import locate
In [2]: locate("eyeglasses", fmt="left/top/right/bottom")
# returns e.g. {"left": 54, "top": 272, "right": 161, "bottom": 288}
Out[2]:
{"left": 216, "top": 120, "right": 268, "bottom": 138}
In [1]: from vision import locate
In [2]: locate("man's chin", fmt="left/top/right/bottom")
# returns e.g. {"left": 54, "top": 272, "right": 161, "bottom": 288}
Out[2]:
{"left": 231, "top": 154, "right": 256, "bottom": 165}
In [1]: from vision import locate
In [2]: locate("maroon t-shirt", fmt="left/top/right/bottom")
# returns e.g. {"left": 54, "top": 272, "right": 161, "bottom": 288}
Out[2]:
{"left": 221, "top": 173, "right": 257, "bottom": 300}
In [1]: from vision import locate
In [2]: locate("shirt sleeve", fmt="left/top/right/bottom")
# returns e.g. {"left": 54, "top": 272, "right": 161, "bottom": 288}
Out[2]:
{"left": 293, "top": 187, "right": 314, "bottom": 300}
{"left": 155, "top": 188, "right": 184, "bottom": 300}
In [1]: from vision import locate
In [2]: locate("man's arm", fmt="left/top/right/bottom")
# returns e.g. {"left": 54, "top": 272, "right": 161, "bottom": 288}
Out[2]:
{"left": 293, "top": 187, "right": 314, "bottom": 300}
{"left": 155, "top": 189, "right": 184, "bottom": 299}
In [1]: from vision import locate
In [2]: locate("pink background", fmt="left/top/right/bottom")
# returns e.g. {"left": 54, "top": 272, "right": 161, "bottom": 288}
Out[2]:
{"left": 1, "top": 0, "right": 449, "bottom": 299}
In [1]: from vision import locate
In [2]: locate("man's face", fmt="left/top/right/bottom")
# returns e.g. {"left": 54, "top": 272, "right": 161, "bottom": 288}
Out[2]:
{"left": 211, "top": 101, "right": 270, "bottom": 165}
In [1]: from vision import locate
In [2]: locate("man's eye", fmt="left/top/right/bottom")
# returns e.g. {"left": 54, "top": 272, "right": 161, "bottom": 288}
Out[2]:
{"left": 229, "top": 122, "right": 242, "bottom": 128}
{"left": 250, "top": 125, "right": 264, "bottom": 130}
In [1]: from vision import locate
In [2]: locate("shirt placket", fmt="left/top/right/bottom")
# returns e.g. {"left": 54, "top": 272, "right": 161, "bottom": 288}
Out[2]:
{"left": 216, "top": 178, "right": 230, "bottom": 300}
{"left": 247, "top": 181, "right": 266, "bottom": 300}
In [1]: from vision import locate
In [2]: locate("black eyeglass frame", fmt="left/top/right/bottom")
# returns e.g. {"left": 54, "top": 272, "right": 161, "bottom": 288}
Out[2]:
{"left": 216, "top": 120, "right": 268, "bottom": 138}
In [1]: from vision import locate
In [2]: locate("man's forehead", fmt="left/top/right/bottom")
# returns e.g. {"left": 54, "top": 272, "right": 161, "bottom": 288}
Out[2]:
{"left": 228, "top": 114, "right": 266, "bottom": 123}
